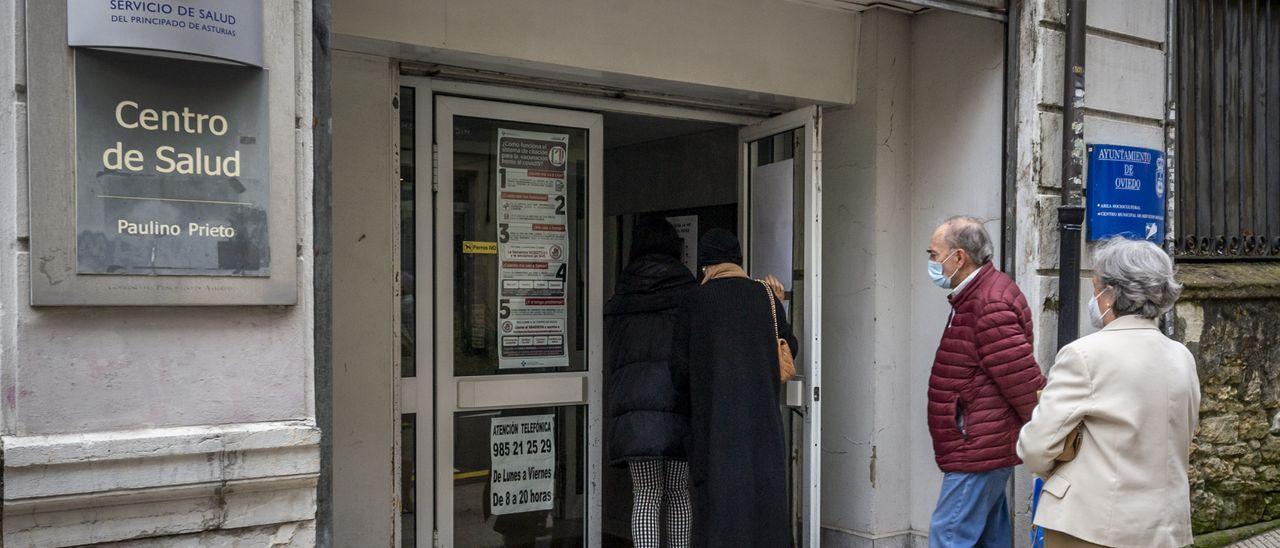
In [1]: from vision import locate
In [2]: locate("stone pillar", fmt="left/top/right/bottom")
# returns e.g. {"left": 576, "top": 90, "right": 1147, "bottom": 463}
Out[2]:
{"left": 820, "top": 9, "right": 916, "bottom": 546}
{"left": 0, "top": 1, "right": 318, "bottom": 545}
{"left": 1010, "top": 0, "right": 1169, "bottom": 544}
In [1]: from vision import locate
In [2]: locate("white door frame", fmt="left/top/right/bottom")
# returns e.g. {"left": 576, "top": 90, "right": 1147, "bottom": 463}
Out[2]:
{"left": 399, "top": 75, "right": 760, "bottom": 548}
{"left": 739, "top": 105, "right": 823, "bottom": 548}
{"left": 399, "top": 76, "right": 822, "bottom": 547}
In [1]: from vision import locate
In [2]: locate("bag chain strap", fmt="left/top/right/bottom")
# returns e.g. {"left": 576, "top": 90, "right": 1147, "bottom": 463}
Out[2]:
{"left": 761, "top": 281, "right": 780, "bottom": 339}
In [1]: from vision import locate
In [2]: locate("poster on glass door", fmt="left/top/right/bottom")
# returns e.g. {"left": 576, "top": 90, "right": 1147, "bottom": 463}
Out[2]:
{"left": 489, "top": 414, "right": 556, "bottom": 515}
{"left": 496, "top": 128, "right": 570, "bottom": 369}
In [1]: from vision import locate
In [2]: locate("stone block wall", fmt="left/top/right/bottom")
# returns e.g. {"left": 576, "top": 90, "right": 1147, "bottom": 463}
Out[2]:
{"left": 1, "top": 0, "right": 319, "bottom": 544}
{"left": 1010, "top": 1, "right": 1170, "bottom": 544}
{"left": 1176, "top": 263, "right": 1280, "bottom": 533}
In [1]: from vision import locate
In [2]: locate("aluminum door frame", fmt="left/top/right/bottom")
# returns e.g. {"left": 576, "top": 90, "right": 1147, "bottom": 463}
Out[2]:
{"left": 432, "top": 95, "right": 604, "bottom": 548}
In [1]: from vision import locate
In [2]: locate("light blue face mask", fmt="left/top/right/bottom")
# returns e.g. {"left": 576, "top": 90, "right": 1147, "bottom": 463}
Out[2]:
{"left": 1088, "top": 286, "right": 1113, "bottom": 328}
{"left": 928, "top": 250, "right": 958, "bottom": 289}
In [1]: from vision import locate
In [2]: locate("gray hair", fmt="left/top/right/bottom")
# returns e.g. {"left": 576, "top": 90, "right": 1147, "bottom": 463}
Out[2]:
{"left": 1092, "top": 237, "right": 1182, "bottom": 319}
{"left": 942, "top": 216, "right": 994, "bottom": 264}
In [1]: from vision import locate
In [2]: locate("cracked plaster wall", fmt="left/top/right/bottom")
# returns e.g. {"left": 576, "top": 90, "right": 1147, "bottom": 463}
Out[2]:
{"left": 819, "top": 8, "right": 1004, "bottom": 544}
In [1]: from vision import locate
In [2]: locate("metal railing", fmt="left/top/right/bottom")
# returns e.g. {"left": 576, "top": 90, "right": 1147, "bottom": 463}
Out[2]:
{"left": 1175, "top": 0, "right": 1280, "bottom": 259}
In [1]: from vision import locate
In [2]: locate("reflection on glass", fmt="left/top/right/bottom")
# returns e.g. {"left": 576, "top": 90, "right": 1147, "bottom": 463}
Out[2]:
{"left": 747, "top": 128, "right": 804, "bottom": 334}
{"left": 451, "top": 117, "right": 589, "bottom": 377}
{"left": 401, "top": 413, "right": 417, "bottom": 547}
{"left": 400, "top": 86, "right": 417, "bottom": 378}
{"left": 454, "top": 406, "right": 586, "bottom": 547}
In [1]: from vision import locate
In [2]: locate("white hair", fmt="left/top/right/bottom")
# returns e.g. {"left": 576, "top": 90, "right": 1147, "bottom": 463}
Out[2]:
{"left": 1092, "top": 237, "right": 1182, "bottom": 319}
{"left": 943, "top": 216, "right": 994, "bottom": 265}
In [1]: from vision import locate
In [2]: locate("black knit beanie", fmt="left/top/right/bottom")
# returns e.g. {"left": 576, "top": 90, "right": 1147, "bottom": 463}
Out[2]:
{"left": 698, "top": 228, "right": 742, "bottom": 267}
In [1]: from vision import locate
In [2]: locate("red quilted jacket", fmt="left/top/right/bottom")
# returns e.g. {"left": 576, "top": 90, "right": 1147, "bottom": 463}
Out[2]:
{"left": 927, "top": 263, "right": 1045, "bottom": 473}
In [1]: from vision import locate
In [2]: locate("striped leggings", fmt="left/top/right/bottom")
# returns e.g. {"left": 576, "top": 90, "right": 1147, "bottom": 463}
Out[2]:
{"left": 628, "top": 458, "right": 691, "bottom": 548}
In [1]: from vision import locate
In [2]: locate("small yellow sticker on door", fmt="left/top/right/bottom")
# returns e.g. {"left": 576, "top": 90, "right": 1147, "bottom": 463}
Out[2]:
{"left": 463, "top": 241, "right": 498, "bottom": 255}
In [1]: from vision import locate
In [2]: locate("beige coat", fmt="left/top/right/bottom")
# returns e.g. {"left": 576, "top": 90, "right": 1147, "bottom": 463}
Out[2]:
{"left": 1017, "top": 315, "right": 1201, "bottom": 548}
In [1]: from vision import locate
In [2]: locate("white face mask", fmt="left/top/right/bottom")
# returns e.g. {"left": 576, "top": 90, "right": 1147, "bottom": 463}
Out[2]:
{"left": 928, "top": 250, "right": 959, "bottom": 289}
{"left": 1088, "top": 287, "right": 1113, "bottom": 328}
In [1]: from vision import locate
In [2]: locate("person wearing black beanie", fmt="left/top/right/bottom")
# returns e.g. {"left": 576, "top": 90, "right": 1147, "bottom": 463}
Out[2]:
{"left": 696, "top": 228, "right": 742, "bottom": 268}
{"left": 672, "top": 228, "right": 797, "bottom": 547}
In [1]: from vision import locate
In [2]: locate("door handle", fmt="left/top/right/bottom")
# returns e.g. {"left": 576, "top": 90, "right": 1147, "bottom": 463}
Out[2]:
{"left": 784, "top": 378, "right": 806, "bottom": 407}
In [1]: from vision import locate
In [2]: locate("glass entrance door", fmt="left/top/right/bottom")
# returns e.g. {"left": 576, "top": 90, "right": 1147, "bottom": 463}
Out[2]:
{"left": 740, "top": 106, "right": 823, "bottom": 548}
{"left": 434, "top": 96, "right": 604, "bottom": 547}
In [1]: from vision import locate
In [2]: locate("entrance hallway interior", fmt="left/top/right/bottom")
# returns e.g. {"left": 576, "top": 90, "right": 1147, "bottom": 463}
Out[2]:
{"left": 328, "top": 3, "right": 1006, "bottom": 546}
{"left": 331, "top": 61, "right": 820, "bottom": 545}
{"left": 601, "top": 113, "right": 740, "bottom": 544}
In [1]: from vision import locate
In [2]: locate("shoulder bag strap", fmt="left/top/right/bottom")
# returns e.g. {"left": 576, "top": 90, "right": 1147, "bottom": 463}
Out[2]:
{"left": 759, "top": 280, "right": 780, "bottom": 339}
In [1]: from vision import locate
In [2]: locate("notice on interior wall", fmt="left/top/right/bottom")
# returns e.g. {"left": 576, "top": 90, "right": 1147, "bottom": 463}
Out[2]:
{"left": 666, "top": 215, "right": 698, "bottom": 276}
{"left": 749, "top": 159, "right": 795, "bottom": 293}
{"left": 490, "top": 414, "right": 556, "bottom": 515}
{"left": 496, "top": 129, "right": 570, "bottom": 369}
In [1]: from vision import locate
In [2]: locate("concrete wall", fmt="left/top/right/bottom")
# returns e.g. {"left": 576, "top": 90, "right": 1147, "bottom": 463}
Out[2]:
{"left": 603, "top": 127, "right": 738, "bottom": 217}
{"left": 1010, "top": 0, "right": 1168, "bottom": 543}
{"left": 0, "top": 1, "right": 318, "bottom": 545}
{"left": 906, "top": 9, "right": 1007, "bottom": 534}
{"left": 821, "top": 9, "right": 914, "bottom": 542}
{"left": 331, "top": 0, "right": 859, "bottom": 105}
{"left": 820, "top": 9, "right": 1005, "bottom": 545}
{"left": 330, "top": 51, "right": 399, "bottom": 546}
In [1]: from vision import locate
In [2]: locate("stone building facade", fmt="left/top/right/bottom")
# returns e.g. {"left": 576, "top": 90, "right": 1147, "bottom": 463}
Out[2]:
{"left": 1008, "top": 0, "right": 1280, "bottom": 538}
{"left": 0, "top": 0, "right": 1275, "bottom": 545}
{"left": 1, "top": 0, "right": 320, "bottom": 545}
{"left": 1179, "top": 264, "right": 1280, "bottom": 533}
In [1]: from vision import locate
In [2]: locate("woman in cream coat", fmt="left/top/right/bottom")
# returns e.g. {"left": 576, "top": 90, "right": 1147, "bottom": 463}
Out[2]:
{"left": 1018, "top": 238, "right": 1201, "bottom": 548}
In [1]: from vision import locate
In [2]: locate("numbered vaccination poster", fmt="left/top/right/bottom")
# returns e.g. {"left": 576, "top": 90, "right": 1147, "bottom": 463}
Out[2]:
{"left": 490, "top": 415, "right": 556, "bottom": 515}
{"left": 496, "top": 129, "right": 570, "bottom": 369}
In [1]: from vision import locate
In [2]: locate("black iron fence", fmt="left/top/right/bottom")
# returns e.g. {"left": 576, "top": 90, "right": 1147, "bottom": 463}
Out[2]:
{"left": 1175, "top": 0, "right": 1280, "bottom": 259}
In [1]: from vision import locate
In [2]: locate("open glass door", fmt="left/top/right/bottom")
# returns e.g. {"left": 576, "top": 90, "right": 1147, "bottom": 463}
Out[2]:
{"left": 740, "top": 106, "right": 822, "bottom": 548}
{"left": 434, "top": 96, "right": 604, "bottom": 547}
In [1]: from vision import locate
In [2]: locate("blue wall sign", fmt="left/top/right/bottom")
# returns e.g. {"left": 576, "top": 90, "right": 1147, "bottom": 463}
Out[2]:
{"left": 1086, "top": 144, "right": 1166, "bottom": 243}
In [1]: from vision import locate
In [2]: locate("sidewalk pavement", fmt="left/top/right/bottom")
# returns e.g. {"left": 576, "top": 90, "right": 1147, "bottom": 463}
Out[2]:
{"left": 1231, "top": 528, "right": 1280, "bottom": 548}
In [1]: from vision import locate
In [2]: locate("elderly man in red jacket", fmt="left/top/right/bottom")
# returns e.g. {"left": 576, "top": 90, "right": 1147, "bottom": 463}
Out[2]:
{"left": 924, "top": 216, "right": 1045, "bottom": 547}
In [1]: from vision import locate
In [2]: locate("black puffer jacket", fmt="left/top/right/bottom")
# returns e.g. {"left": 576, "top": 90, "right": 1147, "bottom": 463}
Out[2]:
{"left": 605, "top": 254, "right": 696, "bottom": 465}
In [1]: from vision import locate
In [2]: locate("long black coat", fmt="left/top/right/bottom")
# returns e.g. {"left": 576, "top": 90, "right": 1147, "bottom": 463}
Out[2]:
{"left": 671, "top": 276, "right": 798, "bottom": 548}
{"left": 605, "top": 254, "right": 697, "bottom": 465}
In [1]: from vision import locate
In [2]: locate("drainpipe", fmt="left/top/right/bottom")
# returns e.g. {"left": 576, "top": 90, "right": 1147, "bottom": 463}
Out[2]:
{"left": 1162, "top": 0, "right": 1178, "bottom": 337}
{"left": 312, "top": 0, "right": 334, "bottom": 545}
{"left": 1057, "top": 0, "right": 1087, "bottom": 349}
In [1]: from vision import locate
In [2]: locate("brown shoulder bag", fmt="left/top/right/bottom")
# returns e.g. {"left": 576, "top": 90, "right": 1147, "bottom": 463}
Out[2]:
{"left": 762, "top": 282, "right": 796, "bottom": 382}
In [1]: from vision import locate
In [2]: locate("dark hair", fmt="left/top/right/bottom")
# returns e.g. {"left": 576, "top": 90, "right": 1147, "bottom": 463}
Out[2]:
{"left": 630, "top": 216, "right": 683, "bottom": 261}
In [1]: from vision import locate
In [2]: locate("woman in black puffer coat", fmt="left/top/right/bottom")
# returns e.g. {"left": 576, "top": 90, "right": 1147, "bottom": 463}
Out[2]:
{"left": 605, "top": 217, "right": 697, "bottom": 548}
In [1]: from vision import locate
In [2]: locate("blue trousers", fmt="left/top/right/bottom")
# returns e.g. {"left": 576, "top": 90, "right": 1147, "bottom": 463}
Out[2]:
{"left": 928, "top": 467, "right": 1013, "bottom": 548}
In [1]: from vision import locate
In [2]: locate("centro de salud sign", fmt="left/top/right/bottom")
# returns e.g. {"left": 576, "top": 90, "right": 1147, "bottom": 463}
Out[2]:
{"left": 27, "top": 0, "right": 292, "bottom": 305}
{"left": 68, "top": 0, "right": 264, "bottom": 67}
{"left": 75, "top": 50, "right": 270, "bottom": 277}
